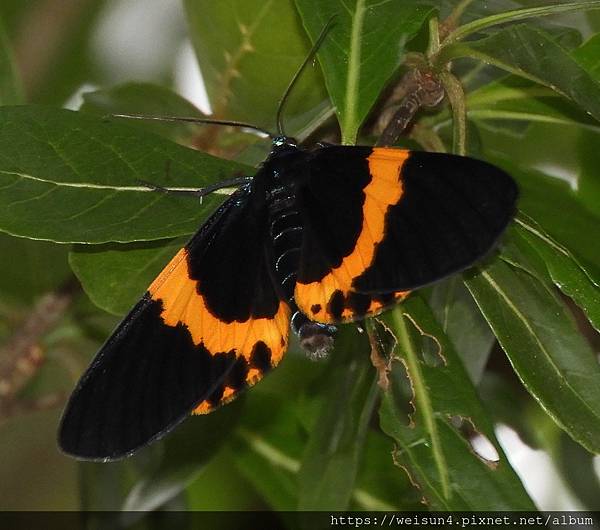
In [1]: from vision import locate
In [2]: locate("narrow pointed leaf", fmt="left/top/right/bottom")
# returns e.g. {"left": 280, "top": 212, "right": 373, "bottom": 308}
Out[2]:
{"left": 573, "top": 33, "right": 600, "bottom": 81}
{"left": 512, "top": 216, "right": 600, "bottom": 333}
{"left": 489, "top": 156, "right": 600, "bottom": 284}
{"left": 295, "top": 0, "right": 433, "bottom": 143}
{"left": 444, "top": 1, "right": 600, "bottom": 44}
{"left": 466, "top": 259, "right": 600, "bottom": 453}
{"left": 463, "top": 76, "right": 600, "bottom": 131}
{"left": 428, "top": 277, "right": 495, "bottom": 383}
{"left": 297, "top": 326, "right": 378, "bottom": 510}
{"left": 439, "top": 25, "right": 600, "bottom": 122}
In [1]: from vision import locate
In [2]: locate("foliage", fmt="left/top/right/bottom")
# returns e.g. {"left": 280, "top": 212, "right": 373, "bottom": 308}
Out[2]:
{"left": 1, "top": 0, "right": 600, "bottom": 519}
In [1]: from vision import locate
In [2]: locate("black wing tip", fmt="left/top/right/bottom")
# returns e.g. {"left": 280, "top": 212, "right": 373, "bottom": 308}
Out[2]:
{"left": 58, "top": 419, "right": 160, "bottom": 462}
{"left": 57, "top": 398, "right": 190, "bottom": 462}
{"left": 57, "top": 440, "right": 132, "bottom": 462}
{"left": 57, "top": 411, "right": 130, "bottom": 462}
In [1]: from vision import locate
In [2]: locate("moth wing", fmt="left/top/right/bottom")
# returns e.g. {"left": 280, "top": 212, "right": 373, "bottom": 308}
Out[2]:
{"left": 294, "top": 147, "right": 517, "bottom": 323}
{"left": 59, "top": 186, "right": 289, "bottom": 460}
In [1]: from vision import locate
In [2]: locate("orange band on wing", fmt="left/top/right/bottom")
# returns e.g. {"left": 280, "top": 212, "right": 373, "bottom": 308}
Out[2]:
{"left": 295, "top": 148, "right": 409, "bottom": 322}
{"left": 148, "top": 248, "right": 289, "bottom": 364}
{"left": 192, "top": 366, "right": 264, "bottom": 415}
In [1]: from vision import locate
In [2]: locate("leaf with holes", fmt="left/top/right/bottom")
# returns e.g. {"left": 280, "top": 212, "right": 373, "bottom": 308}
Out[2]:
{"left": 232, "top": 390, "right": 422, "bottom": 511}
{"left": 0, "top": 106, "right": 251, "bottom": 243}
{"left": 295, "top": 0, "right": 434, "bottom": 144}
{"left": 466, "top": 259, "right": 600, "bottom": 454}
{"left": 378, "top": 298, "right": 534, "bottom": 510}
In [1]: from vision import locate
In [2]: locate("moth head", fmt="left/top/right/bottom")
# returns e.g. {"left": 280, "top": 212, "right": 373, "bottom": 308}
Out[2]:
{"left": 297, "top": 321, "right": 336, "bottom": 360}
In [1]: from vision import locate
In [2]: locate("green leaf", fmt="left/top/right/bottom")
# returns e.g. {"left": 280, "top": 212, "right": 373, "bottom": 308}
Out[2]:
{"left": 469, "top": 89, "right": 600, "bottom": 221}
{"left": 232, "top": 398, "right": 305, "bottom": 511}
{"left": 0, "top": 233, "right": 70, "bottom": 304}
{"left": 478, "top": 372, "right": 542, "bottom": 450}
{"left": 439, "top": 24, "right": 600, "bottom": 123}
{"left": 297, "top": 326, "right": 378, "bottom": 510}
{"left": 123, "top": 402, "right": 242, "bottom": 511}
{"left": 574, "top": 33, "right": 600, "bottom": 81}
{"left": 486, "top": 155, "right": 600, "bottom": 283}
{"left": 185, "top": 450, "right": 265, "bottom": 510}
{"left": 351, "top": 432, "right": 423, "bottom": 511}
{"left": 69, "top": 238, "right": 185, "bottom": 315}
{"left": 295, "top": 0, "right": 433, "bottom": 144}
{"left": 461, "top": 76, "right": 600, "bottom": 132}
{"left": 555, "top": 431, "right": 600, "bottom": 510}
{"left": 232, "top": 391, "right": 412, "bottom": 511}
{"left": 379, "top": 298, "right": 534, "bottom": 510}
{"left": 466, "top": 259, "right": 600, "bottom": 454}
{"left": 79, "top": 83, "right": 203, "bottom": 141}
{"left": 80, "top": 459, "right": 141, "bottom": 512}
{"left": 0, "top": 17, "right": 22, "bottom": 105}
{"left": 444, "top": 1, "right": 600, "bottom": 44}
{"left": 474, "top": 101, "right": 600, "bottom": 216}
{"left": 0, "top": 105, "right": 251, "bottom": 243}
{"left": 428, "top": 277, "right": 495, "bottom": 383}
{"left": 184, "top": 0, "right": 328, "bottom": 135}
{"left": 512, "top": 215, "right": 600, "bottom": 334}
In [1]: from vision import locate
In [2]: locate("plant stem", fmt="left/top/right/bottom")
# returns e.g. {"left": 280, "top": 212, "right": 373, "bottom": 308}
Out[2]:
{"left": 438, "top": 70, "right": 467, "bottom": 156}
{"left": 427, "top": 17, "right": 440, "bottom": 58}
{"left": 392, "top": 308, "right": 451, "bottom": 500}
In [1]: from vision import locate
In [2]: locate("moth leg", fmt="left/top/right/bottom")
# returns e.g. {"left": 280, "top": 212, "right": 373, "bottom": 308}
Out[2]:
{"left": 291, "top": 310, "right": 336, "bottom": 359}
{"left": 135, "top": 176, "right": 253, "bottom": 199}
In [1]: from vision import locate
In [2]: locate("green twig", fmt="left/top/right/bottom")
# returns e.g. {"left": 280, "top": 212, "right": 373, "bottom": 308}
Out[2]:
{"left": 426, "top": 17, "right": 440, "bottom": 59}
{"left": 438, "top": 71, "right": 467, "bottom": 156}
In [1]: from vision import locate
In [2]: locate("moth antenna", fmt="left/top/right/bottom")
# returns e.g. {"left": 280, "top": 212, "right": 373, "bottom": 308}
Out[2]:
{"left": 275, "top": 15, "right": 337, "bottom": 137}
{"left": 109, "top": 114, "right": 275, "bottom": 139}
